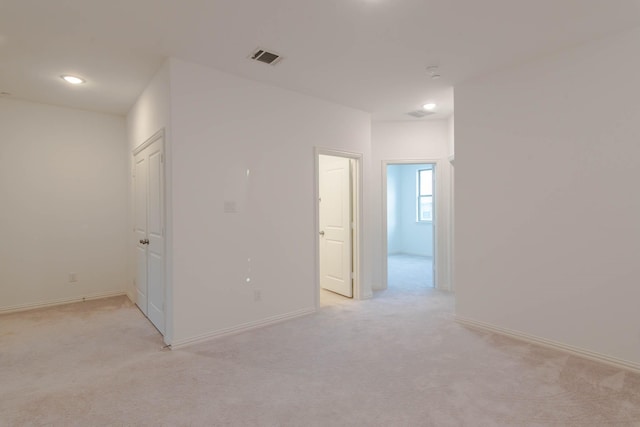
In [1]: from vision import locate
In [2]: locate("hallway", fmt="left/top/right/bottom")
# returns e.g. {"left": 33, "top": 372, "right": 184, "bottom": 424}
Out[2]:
{"left": 388, "top": 254, "right": 434, "bottom": 290}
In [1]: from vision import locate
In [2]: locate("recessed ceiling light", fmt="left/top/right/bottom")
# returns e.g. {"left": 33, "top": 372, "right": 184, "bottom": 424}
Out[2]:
{"left": 422, "top": 103, "right": 437, "bottom": 111}
{"left": 61, "top": 75, "right": 85, "bottom": 85}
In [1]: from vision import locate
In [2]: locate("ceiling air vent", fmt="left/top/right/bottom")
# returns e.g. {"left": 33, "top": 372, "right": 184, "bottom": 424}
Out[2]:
{"left": 250, "top": 48, "right": 283, "bottom": 65}
{"left": 407, "top": 110, "right": 435, "bottom": 118}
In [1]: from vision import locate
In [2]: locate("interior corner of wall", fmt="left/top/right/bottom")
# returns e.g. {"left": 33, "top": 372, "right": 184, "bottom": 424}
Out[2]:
{"left": 126, "top": 289, "right": 136, "bottom": 304}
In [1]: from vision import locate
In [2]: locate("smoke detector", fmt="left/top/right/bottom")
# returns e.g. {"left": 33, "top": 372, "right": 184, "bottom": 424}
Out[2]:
{"left": 249, "top": 48, "right": 283, "bottom": 65}
{"left": 426, "top": 65, "right": 441, "bottom": 79}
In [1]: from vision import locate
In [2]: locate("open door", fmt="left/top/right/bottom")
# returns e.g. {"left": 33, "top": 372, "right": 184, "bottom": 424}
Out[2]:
{"left": 319, "top": 155, "right": 353, "bottom": 298}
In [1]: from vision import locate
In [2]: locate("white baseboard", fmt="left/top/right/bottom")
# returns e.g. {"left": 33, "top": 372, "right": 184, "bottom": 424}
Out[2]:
{"left": 362, "top": 290, "right": 374, "bottom": 299}
{"left": 456, "top": 316, "right": 640, "bottom": 374}
{"left": 170, "top": 307, "right": 316, "bottom": 349}
{"left": 0, "top": 290, "right": 128, "bottom": 315}
{"left": 371, "top": 284, "right": 385, "bottom": 291}
{"left": 436, "top": 282, "right": 451, "bottom": 292}
{"left": 126, "top": 289, "right": 136, "bottom": 304}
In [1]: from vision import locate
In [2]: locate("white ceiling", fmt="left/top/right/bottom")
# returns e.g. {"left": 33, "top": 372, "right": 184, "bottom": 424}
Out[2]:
{"left": 1, "top": 0, "right": 639, "bottom": 120}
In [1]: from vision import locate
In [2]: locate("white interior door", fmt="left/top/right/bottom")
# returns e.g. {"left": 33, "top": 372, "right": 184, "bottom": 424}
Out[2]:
{"left": 133, "top": 136, "right": 165, "bottom": 334}
{"left": 319, "top": 155, "right": 353, "bottom": 298}
{"left": 134, "top": 151, "right": 148, "bottom": 314}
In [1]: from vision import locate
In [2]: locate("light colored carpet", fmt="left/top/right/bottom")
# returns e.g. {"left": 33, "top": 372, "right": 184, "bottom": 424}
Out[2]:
{"left": 320, "top": 288, "right": 351, "bottom": 307}
{"left": 388, "top": 254, "right": 434, "bottom": 289}
{"left": 2, "top": 285, "right": 640, "bottom": 426}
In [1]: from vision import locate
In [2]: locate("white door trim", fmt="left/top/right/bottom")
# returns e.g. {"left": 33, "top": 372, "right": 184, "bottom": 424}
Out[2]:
{"left": 382, "top": 159, "right": 443, "bottom": 290}
{"left": 133, "top": 129, "right": 164, "bottom": 156}
{"left": 314, "top": 148, "right": 363, "bottom": 309}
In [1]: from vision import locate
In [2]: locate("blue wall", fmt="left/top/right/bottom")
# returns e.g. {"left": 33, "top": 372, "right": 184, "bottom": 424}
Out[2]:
{"left": 387, "top": 164, "right": 434, "bottom": 257}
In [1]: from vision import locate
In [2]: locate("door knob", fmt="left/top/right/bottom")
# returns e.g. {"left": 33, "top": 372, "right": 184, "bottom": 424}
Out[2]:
{"left": 319, "top": 231, "right": 325, "bottom": 236}
{"left": 139, "top": 239, "right": 150, "bottom": 245}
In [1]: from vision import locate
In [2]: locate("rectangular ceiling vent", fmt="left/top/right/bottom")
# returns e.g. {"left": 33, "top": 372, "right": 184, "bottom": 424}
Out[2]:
{"left": 250, "top": 48, "right": 283, "bottom": 65}
{"left": 407, "top": 110, "right": 435, "bottom": 118}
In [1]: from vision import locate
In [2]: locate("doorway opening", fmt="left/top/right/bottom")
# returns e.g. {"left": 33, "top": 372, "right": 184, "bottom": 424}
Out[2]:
{"left": 315, "top": 149, "right": 362, "bottom": 308}
{"left": 383, "top": 161, "right": 437, "bottom": 291}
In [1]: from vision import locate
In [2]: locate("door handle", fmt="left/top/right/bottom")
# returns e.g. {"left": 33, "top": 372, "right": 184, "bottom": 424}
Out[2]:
{"left": 319, "top": 231, "right": 325, "bottom": 236}
{"left": 139, "top": 239, "right": 150, "bottom": 245}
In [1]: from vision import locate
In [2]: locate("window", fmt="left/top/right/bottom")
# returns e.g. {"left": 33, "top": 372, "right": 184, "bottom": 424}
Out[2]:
{"left": 417, "top": 169, "right": 433, "bottom": 222}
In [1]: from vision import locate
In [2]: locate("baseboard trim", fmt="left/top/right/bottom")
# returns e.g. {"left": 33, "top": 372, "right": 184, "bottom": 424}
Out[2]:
{"left": 456, "top": 316, "right": 640, "bottom": 374}
{"left": 126, "top": 289, "right": 136, "bottom": 304}
{"left": 371, "top": 284, "right": 385, "bottom": 292}
{"left": 436, "top": 282, "right": 451, "bottom": 292}
{"left": 170, "top": 307, "right": 316, "bottom": 350}
{"left": 0, "top": 290, "right": 128, "bottom": 315}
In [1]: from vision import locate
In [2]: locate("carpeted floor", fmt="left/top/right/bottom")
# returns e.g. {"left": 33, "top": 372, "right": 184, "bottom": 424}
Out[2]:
{"left": 2, "top": 280, "right": 640, "bottom": 426}
{"left": 388, "top": 254, "right": 434, "bottom": 289}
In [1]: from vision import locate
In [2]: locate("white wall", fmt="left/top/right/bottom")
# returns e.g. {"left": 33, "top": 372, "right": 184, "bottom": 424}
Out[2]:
{"left": 0, "top": 98, "right": 128, "bottom": 311}
{"left": 127, "top": 61, "right": 171, "bottom": 151}
{"left": 166, "top": 58, "right": 372, "bottom": 345}
{"left": 371, "top": 120, "right": 452, "bottom": 290}
{"left": 387, "top": 164, "right": 434, "bottom": 257}
{"left": 455, "top": 27, "right": 640, "bottom": 366}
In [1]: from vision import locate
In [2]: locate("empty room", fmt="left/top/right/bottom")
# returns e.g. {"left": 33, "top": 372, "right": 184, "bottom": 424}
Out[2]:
{"left": 2, "top": 1, "right": 640, "bottom": 425}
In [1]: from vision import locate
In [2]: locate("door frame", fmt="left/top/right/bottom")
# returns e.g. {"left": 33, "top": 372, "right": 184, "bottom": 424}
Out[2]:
{"left": 132, "top": 129, "right": 169, "bottom": 340}
{"left": 382, "top": 159, "right": 443, "bottom": 290}
{"left": 314, "top": 148, "right": 362, "bottom": 309}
